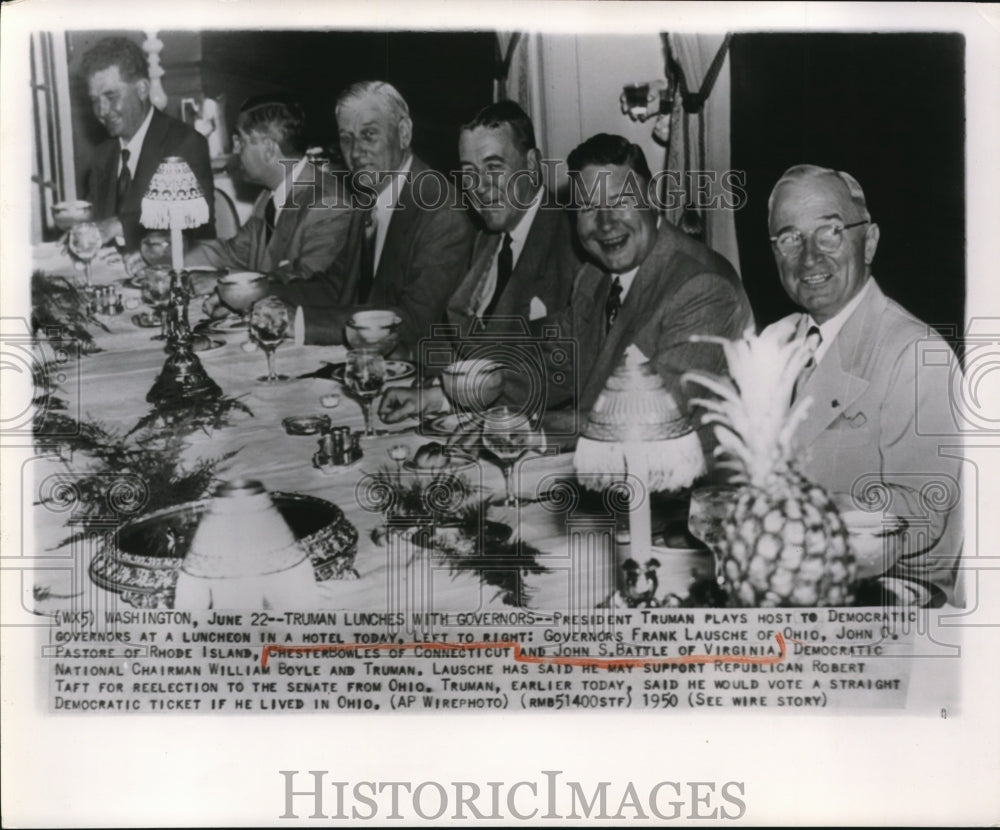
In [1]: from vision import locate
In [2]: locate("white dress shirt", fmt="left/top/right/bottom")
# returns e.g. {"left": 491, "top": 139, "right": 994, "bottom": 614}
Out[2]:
{"left": 119, "top": 105, "right": 154, "bottom": 177}
{"left": 803, "top": 277, "right": 874, "bottom": 364}
{"left": 372, "top": 154, "right": 413, "bottom": 271}
{"left": 473, "top": 187, "right": 545, "bottom": 318}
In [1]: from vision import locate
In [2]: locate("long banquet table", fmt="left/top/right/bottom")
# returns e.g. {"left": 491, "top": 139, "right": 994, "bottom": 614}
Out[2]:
{"left": 29, "top": 243, "right": 711, "bottom": 615}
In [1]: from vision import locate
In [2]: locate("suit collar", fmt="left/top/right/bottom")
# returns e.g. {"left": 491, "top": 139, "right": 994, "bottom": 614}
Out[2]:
{"left": 793, "top": 281, "right": 887, "bottom": 447}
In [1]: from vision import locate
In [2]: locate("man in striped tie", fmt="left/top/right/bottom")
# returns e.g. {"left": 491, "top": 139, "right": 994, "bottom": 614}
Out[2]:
{"left": 762, "top": 164, "right": 962, "bottom": 603}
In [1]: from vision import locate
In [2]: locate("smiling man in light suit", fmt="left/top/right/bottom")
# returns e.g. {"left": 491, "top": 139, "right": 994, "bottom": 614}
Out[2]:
{"left": 764, "top": 164, "right": 963, "bottom": 602}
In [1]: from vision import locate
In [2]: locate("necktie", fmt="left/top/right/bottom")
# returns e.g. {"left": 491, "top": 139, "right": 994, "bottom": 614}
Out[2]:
{"left": 605, "top": 276, "right": 623, "bottom": 333}
{"left": 792, "top": 324, "right": 822, "bottom": 403}
{"left": 358, "top": 209, "right": 377, "bottom": 304}
{"left": 482, "top": 233, "right": 513, "bottom": 320}
{"left": 264, "top": 198, "right": 277, "bottom": 245}
{"left": 116, "top": 148, "right": 132, "bottom": 213}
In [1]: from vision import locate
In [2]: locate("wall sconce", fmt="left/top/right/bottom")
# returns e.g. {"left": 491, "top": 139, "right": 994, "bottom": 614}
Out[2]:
{"left": 620, "top": 79, "right": 673, "bottom": 143}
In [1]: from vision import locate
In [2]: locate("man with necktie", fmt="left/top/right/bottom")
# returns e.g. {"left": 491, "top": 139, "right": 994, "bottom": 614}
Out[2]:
{"left": 80, "top": 37, "right": 214, "bottom": 251}
{"left": 762, "top": 164, "right": 962, "bottom": 602}
{"left": 186, "top": 98, "right": 352, "bottom": 288}
{"left": 554, "top": 133, "right": 753, "bottom": 435}
{"left": 378, "top": 100, "right": 580, "bottom": 424}
{"left": 269, "top": 81, "right": 475, "bottom": 349}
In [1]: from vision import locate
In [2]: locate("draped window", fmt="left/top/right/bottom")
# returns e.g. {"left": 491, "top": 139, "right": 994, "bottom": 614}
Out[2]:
{"left": 664, "top": 33, "right": 740, "bottom": 277}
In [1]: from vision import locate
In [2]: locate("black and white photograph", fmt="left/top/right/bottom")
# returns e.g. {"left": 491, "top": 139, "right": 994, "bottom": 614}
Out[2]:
{"left": 2, "top": 1, "right": 998, "bottom": 825}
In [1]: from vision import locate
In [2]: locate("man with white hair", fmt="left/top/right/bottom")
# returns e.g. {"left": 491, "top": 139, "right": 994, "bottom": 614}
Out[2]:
{"left": 765, "top": 163, "right": 962, "bottom": 603}
{"left": 270, "top": 81, "right": 475, "bottom": 348}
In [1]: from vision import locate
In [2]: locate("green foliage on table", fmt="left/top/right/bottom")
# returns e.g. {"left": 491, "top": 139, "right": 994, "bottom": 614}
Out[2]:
{"left": 30, "top": 270, "right": 108, "bottom": 347}
{"left": 369, "top": 467, "right": 550, "bottom": 606}
{"left": 33, "top": 360, "right": 252, "bottom": 550}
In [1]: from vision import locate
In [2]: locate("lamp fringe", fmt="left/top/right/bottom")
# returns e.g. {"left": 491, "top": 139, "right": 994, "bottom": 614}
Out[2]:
{"left": 574, "top": 430, "right": 705, "bottom": 492}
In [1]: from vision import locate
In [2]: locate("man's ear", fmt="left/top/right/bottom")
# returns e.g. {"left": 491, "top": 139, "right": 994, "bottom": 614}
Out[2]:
{"left": 398, "top": 116, "right": 413, "bottom": 151}
{"left": 135, "top": 78, "right": 151, "bottom": 104}
{"left": 864, "top": 222, "right": 880, "bottom": 265}
{"left": 526, "top": 148, "right": 542, "bottom": 186}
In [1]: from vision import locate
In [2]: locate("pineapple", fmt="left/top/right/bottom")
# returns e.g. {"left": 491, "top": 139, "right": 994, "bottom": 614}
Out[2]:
{"left": 683, "top": 326, "right": 856, "bottom": 607}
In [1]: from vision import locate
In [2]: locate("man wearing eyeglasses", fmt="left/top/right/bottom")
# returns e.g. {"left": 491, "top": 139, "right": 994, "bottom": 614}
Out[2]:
{"left": 765, "top": 163, "right": 962, "bottom": 604}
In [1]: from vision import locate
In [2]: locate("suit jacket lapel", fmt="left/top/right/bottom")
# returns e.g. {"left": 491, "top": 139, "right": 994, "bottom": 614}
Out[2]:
{"left": 373, "top": 156, "right": 424, "bottom": 293}
{"left": 447, "top": 231, "right": 500, "bottom": 333}
{"left": 128, "top": 108, "right": 171, "bottom": 214}
{"left": 794, "top": 283, "right": 883, "bottom": 448}
{"left": 580, "top": 223, "right": 678, "bottom": 405}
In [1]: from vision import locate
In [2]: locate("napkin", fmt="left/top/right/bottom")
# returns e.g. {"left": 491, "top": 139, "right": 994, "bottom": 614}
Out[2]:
{"left": 529, "top": 296, "right": 548, "bottom": 321}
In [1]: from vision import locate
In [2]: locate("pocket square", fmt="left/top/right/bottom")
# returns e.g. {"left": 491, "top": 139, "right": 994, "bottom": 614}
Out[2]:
{"left": 529, "top": 296, "right": 548, "bottom": 321}
{"left": 846, "top": 411, "right": 868, "bottom": 428}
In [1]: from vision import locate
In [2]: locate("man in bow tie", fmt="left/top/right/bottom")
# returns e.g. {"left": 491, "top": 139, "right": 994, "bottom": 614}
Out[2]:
{"left": 80, "top": 36, "right": 214, "bottom": 250}
{"left": 763, "top": 164, "right": 962, "bottom": 602}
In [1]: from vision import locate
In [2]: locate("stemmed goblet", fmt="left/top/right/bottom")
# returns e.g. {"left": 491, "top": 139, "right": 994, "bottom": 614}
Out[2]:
{"left": 249, "top": 296, "right": 291, "bottom": 383}
{"left": 481, "top": 405, "right": 547, "bottom": 507}
{"left": 67, "top": 221, "right": 104, "bottom": 290}
{"left": 140, "top": 266, "right": 173, "bottom": 341}
{"left": 345, "top": 348, "right": 386, "bottom": 438}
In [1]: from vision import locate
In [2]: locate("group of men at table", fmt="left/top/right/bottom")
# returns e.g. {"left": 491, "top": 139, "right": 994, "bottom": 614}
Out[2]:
{"left": 78, "top": 37, "right": 963, "bottom": 602}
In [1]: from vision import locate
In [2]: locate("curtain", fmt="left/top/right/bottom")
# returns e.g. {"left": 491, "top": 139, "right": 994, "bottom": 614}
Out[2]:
{"left": 665, "top": 33, "right": 740, "bottom": 277}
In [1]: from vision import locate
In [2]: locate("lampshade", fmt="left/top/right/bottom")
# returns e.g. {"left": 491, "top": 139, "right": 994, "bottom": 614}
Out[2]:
{"left": 575, "top": 346, "right": 705, "bottom": 492}
{"left": 174, "top": 478, "right": 318, "bottom": 609}
{"left": 141, "top": 156, "right": 210, "bottom": 231}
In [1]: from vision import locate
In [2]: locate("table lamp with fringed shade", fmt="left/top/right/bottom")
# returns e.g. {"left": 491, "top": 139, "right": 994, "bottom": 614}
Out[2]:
{"left": 141, "top": 156, "right": 210, "bottom": 272}
{"left": 574, "top": 346, "right": 706, "bottom": 563}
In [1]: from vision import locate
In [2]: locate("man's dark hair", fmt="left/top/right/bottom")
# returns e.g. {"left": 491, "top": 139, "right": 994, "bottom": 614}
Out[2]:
{"left": 236, "top": 97, "right": 308, "bottom": 158}
{"left": 80, "top": 37, "right": 149, "bottom": 83}
{"left": 461, "top": 100, "right": 537, "bottom": 154}
{"left": 567, "top": 133, "right": 653, "bottom": 187}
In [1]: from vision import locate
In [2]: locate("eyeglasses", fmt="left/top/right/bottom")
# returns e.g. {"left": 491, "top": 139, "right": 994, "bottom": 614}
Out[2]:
{"left": 770, "top": 220, "right": 868, "bottom": 258}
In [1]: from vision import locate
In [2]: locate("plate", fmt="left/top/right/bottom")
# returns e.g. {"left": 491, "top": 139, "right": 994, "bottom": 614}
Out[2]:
{"left": 401, "top": 452, "right": 479, "bottom": 478}
{"left": 131, "top": 312, "right": 161, "bottom": 328}
{"left": 192, "top": 337, "right": 225, "bottom": 355}
{"left": 424, "top": 412, "right": 482, "bottom": 436}
{"left": 328, "top": 360, "right": 415, "bottom": 383}
{"left": 205, "top": 314, "right": 249, "bottom": 332}
{"left": 875, "top": 577, "right": 934, "bottom": 608}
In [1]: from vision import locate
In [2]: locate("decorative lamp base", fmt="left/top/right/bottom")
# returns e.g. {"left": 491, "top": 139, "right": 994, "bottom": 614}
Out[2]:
{"left": 147, "top": 345, "right": 222, "bottom": 405}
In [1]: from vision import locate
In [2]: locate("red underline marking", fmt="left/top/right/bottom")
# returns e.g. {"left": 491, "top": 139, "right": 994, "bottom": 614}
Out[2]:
{"left": 260, "top": 633, "right": 787, "bottom": 670}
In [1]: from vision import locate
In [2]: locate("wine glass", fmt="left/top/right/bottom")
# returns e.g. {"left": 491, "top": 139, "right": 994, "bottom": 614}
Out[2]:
{"left": 440, "top": 359, "right": 505, "bottom": 431}
{"left": 687, "top": 485, "right": 738, "bottom": 554}
{"left": 67, "top": 221, "right": 103, "bottom": 289}
{"left": 139, "top": 266, "right": 173, "bottom": 341}
{"left": 345, "top": 348, "right": 386, "bottom": 437}
{"left": 248, "top": 296, "right": 291, "bottom": 383}
{"left": 481, "top": 405, "right": 546, "bottom": 507}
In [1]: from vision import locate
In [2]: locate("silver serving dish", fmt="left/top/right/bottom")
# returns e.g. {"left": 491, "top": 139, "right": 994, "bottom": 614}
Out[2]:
{"left": 89, "top": 492, "right": 359, "bottom": 608}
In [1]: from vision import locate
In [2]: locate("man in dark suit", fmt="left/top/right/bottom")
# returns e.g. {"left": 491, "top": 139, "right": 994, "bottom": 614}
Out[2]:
{"left": 557, "top": 133, "right": 753, "bottom": 428}
{"left": 269, "top": 81, "right": 474, "bottom": 349}
{"left": 187, "top": 98, "right": 352, "bottom": 286}
{"left": 80, "top": 36, "right": 214, "bottom": 251}
{"left": 379, "top": 100, "right": 582, "bottom": 423}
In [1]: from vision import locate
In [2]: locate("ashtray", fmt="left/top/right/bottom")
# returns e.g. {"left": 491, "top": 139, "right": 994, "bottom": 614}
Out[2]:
{"left": 132, "top": 311, "right": 161, "bottom": 328}
{"left": 282, "top": 414, "right": 332, "bottom": 436}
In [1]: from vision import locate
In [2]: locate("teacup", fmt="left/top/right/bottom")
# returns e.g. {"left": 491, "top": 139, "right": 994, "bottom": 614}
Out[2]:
{"left": 441, "top": 358, "right": 505, "bottom": 413}
{"left": 51, "top": 200, "right": 93, "bottom": 232}
{"left": 345, "top": 309, "right": 402, "bottom": 355}
{"left": 217, "top": 271, "right": 269, "bottom": 313}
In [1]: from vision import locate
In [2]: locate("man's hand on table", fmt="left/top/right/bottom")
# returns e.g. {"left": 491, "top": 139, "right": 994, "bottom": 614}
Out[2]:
{"left": 379, "top": 385, "right": 447, "bottom": 424}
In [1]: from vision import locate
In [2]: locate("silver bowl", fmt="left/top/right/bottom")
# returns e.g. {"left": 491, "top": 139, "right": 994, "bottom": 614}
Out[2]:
{"left": 51, "top": 200, "right": 93, "bottom": 232}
